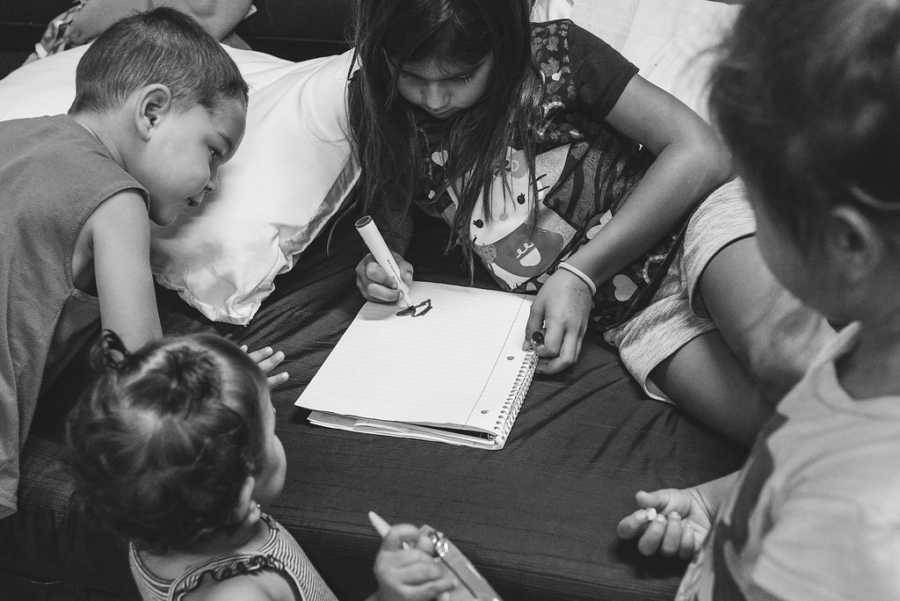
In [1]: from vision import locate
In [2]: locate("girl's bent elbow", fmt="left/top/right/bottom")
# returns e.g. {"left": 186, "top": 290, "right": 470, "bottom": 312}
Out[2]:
{"left": 689, "top": 135, "right": 733, "bottom": 188}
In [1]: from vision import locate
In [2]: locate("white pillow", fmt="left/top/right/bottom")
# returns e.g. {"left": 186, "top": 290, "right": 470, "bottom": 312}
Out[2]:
{"left": 531, "top": 0, "right": 575, "bottom": 21}
{"left": 573, "top": 0, "right": 740, "bottom": 120}
{"left": 0, "top": 46, "right": 358, "bottom": 324}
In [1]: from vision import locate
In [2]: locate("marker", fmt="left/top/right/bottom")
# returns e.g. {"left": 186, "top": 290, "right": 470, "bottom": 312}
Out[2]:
{"left": 368, "top": 510, "right": 411, "bottom": 549}
{"left": 355, "top": 215, "right": 412, "bottom": 307}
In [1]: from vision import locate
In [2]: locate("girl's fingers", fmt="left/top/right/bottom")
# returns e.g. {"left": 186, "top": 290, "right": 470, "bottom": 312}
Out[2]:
{"left": 616, "top": 509, "right": 651, "bottom": 539}
{"left": 241, "top": 346, "right": 288, "bottom": 386}
{"left": 524, "top": 302, "right": 547, "bottom": 350}
{"left": 245, "top": 346, "right": 275, "bottom": 363}
{"left": 534, "top": 314, "right": 564, "bottom": 374}
{"left": 635, "top": 489, "right": 677, "bottom": 514}
{"left": 414, "top": 528, "right": 436, "bottom": 555}
{"left": 637, "top": 515, "right": 668, "bottom": 556}
{"left": 415, "top": 574, "right": 458, "bottom": 600}
{"left": 255, "top": 349, "right": 285, "bottom": 373}
{"left": 382, "top": 524, "right": 424, "bottom": 552}
{"left": 397, "top": 256, "right": 414, "bottom": 285}
{"left": 539, "top": 325, "right": 581, "bottom": 374}
{"left": 363, "top": 281, "right": 403, "bottom": 303}
{"left": 360, "top": 260, "right": 405, "bottom": 303}
{"left": 267, "top": 371, "right": 289, "bottom": 388}
{"left": 659, "top": 512, "right": 683, "bottom": 556}
{"left": 679, "top": 522, "right": 697, "bottom": 559}
{"left": 392, "top": 559, "right": 446, "bottom": 585}
{"left": 365, "top": 257, "right": 398, "bottom": 288}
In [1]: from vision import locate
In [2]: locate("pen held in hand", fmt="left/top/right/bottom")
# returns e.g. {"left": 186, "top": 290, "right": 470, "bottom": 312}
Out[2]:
{"left": 368, "top": 510, "right": 410, "bottom": 549}
{"left": 355, "top": 215, "right": 413, "bottom": 307}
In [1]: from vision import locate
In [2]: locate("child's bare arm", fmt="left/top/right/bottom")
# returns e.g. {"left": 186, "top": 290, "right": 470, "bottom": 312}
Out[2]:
{"left": 577, "top": 74, "right": 731, "bottom": 284}
{"left": 529, "top": 75, "right": 732, "bottom": 374}
{"left": 89, "top": 191, "right": 162, "bottom": 351}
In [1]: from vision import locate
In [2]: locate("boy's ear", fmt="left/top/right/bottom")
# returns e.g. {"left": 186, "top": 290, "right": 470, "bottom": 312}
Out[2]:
{"left": 824, "top": 205, "right": 883, "bottom": 281}
{"left": 133, "top": 84, "right": 173, "bottom": 140}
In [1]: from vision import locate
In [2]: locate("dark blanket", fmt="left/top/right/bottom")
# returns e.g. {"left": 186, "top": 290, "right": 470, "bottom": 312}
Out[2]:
{"left": 0, "top": 215, "right": 745, "bottom": 601}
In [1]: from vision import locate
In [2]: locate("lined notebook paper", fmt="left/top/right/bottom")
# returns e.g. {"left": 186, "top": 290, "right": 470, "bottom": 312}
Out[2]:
{"left": 295, "top": 281, "right": 537, "bottom": 450}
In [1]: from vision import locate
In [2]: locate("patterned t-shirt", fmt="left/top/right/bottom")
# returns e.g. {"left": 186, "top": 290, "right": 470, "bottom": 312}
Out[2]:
{"left": 677, "top": 324, "right": 900, "bottom": 601}
{"left": 410, "top": 20, "right": 685, "bottom": 331}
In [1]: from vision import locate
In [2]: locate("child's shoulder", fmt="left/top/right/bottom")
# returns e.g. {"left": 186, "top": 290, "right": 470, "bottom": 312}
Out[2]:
{"left": 184, "top": 570, "right": 293, "bottom": 601}
{"left": 0, "top": 115, "right": 111, "bottom": 173}
{"left": 530, "top": 18, "right": 574, "bottom": 49}
{"left": 1, "top": 115, "right": 144, "bottom": 229}
{"left": 530, "top": 19, "right": 574, "bottom": 79}
{"left": 0, "top": 115, "right": 74, "bottom": 158}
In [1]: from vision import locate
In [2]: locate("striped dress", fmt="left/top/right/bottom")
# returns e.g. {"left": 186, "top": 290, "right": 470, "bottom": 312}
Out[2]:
{"left": 129, "top": 514, "right": 338, "bottom": 601}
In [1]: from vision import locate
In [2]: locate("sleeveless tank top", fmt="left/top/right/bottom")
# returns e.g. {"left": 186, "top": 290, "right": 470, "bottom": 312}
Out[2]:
{"left": 0, "top": 114, "right": 145, "bottom": 518}
{"left": 129, "top": 514, "right": 338, "bottom": 601}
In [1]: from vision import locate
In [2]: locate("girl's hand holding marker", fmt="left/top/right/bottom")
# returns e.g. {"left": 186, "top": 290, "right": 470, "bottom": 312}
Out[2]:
{"left": 355, "top": 215, "right": 416, "bottom": 305}
{"left": 355, "top": 215, "right": 432, "bottom": 316}
{"left": 524, "top": 266, "right": 595, "bottom": 373}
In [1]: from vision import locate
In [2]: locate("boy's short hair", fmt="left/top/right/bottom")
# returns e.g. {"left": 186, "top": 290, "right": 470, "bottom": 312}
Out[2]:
{"left": 69, "top": 7, "right": 248, "bottom": 115}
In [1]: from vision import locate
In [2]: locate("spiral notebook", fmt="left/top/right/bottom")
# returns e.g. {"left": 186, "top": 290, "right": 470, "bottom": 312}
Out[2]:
{"left": 295, "top": 281, "right": 537, "bottom": 450}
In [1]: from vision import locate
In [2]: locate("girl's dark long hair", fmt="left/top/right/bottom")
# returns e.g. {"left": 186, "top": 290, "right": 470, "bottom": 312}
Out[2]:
{"left": 349, "top": 0, "right": 542, "bottom": 262}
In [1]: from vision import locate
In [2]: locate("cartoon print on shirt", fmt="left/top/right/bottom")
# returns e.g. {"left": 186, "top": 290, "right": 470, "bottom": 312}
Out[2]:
{"left": 414, "top": 19, "right": 681, "bottom": 328}
{"left": 464, "top": 145, "right": 576, "bottom": 291}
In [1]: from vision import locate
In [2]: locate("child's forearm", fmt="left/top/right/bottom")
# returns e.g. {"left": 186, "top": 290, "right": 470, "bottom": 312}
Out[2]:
{"left": 565, "top": 140, "right": 731, "bottom": 285}
{"left": 693, "top": 470, "right": 739, "bottom": 519}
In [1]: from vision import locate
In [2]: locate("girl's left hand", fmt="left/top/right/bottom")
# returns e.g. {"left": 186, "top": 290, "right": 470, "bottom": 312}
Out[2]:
{"left": 525, "top": 269, "right": 594, "bottom": 374}
{"left": 241, "top": 345, "right": 289, "bottom": 388}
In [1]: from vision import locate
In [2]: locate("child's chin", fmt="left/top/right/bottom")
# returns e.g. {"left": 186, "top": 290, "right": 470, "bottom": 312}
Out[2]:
{"left": 150, "top": 212, "right": 179, "bottom": 227}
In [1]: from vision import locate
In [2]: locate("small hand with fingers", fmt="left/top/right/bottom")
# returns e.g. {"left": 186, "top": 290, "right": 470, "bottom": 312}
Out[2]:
{"left": 374, "top": 523, "right": 458, "bottom": 601}
{"left": 525, "top": 267, "right": 594, "bottom": 374}
{"left": 356, "top": 252, "right": 415, "bottom": 304}
{"left": 241, "top": 345, "right": 289, "bottom": 388}
{"left": 616, "top": 488, "right": 713, "bottom": 559}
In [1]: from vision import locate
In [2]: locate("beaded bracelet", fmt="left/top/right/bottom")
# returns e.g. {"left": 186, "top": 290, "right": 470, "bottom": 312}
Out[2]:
{"left": 556, "top": 261, "right": 597, "bottom": 296}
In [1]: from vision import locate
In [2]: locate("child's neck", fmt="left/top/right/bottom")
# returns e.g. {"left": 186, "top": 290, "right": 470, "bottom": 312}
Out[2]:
{"left": 837, "top": 307, "right": 900, "bottom": 400}
{"left": 195, "top": 517, "right": 265, "bottom": 557}
{"left": 69, "top": 111, "right": 127, "bottom": 168}
{"left": 150, "top": 517, "right": 266, "bottom": 569}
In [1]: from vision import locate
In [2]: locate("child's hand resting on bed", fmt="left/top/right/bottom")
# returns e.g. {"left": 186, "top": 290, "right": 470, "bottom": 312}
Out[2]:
{"left": 616, "top": 487, "right": 714, "bottom": 559}
{"left": 240, "top": 344, "right": 289, "bottom": 387}
{"left": 372, "top": 523, "right": 457, "bottom": 601}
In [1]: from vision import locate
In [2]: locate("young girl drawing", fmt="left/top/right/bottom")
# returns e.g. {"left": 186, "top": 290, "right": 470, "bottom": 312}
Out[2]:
{"left": 68, "top": 331, "right": 458, "bottom": 601}
{"left": 349, "top": 0, "right": 833, "bottom": 446}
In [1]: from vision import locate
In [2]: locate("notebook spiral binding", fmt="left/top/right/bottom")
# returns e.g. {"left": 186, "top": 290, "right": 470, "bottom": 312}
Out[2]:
{"left": 494, "top": 351, "right": 539, "bottom": 439}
